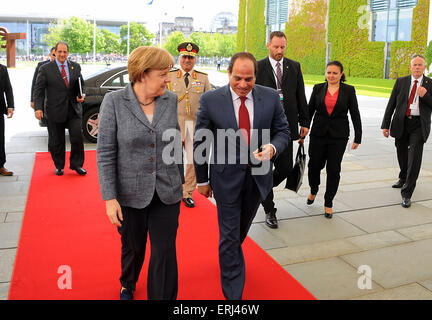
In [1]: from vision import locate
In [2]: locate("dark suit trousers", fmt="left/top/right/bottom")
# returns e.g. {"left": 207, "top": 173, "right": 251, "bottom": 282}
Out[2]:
{"left": 0, "top": 115, "right": 5, "bottom": 168}
{"left": 216, "top": 168, "right": 261, "bottom": 300}
{"left": 261, "top": 140, "right": 293, "bottom": 213}
{"left": 118, "top": 192, "right": 180, "bottom": 300}
{"left": 46, "top": 104, "right": 84, "bottom": 169}
{"left": 395, "top": 117, "right": 424, "bottom": 198}
{"left": 308, "top": 135, "right": 348, "bottom": 208}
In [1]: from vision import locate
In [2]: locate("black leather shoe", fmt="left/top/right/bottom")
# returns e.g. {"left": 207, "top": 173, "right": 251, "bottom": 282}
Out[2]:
{"left": 120, "top": 287, "right": 134, "bottom": 300}
{"left": 265, "top": 209, "right": 278, "bottom": 229}
{"left": 324, "top": 213, "right": 333, "bottom": 219}
{"left": 55, "top": 168, "right": 64, "bottom": 176}
{"left": 71, "top": 167, "right": 87, "bottom": 175}
{"left": 401, "top": 197, "right": 411, "bottom": 208}
{"left": 183, "top": 198, "right": 195, "bottom": 208}
{"left": 392, "top": 180, "right": 405, "bottom": 188}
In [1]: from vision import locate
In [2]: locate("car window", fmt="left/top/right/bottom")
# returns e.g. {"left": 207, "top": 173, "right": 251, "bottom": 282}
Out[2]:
{"left": 108, "top": 75, "right": 122, "bottom": 87}
{"left": 122, "top": 72, "right": 130, "bottom": 85}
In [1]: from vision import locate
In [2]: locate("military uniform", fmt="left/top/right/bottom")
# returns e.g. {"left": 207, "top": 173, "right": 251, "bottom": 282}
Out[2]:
{"left": 167, "top": 42, "right": 211, "bottom": 205}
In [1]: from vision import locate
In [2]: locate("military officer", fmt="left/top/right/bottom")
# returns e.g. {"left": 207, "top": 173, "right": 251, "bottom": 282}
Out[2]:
{"left": 167, "top": 42, "right": 211, "bottom": 208}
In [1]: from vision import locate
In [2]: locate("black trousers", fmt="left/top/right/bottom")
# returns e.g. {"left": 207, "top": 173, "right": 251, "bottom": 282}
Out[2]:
{"left": 261, "top": 140, "right": 293, "bottom": 213}
{"left": 0, "top": 115, "right": 5, "bottom": 168}
{"left": 395, "top": 117, "right": 424, "bottom": 199}
{"left": 118, "top": 192, "right": 180, "bottom": 300}
{"left": 46, "top": 106, "right": 84, "bottom": 170}
{"left": 216, "top": 168, "right": 261, "bottom": 300}
{"left": 307, "top": 135, "right": 348, "bottom": 208}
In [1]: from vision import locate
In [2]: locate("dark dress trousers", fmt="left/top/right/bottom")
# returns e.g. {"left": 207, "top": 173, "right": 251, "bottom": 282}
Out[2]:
{"left": 0, "top": 64, "right": 14, "bottom": 168}
{"left": 308, "top": 82, "right": 362, "bottom": 208}
{"left": 381, "top": 75, "right": 432, "bottom": 198}
{"left": 33, "top": 60, "right": 86, "bottom": 169}
{"left": 256, "top": 57, "right": 310, "bottom": 213}
{"left": 194, "top": 84, "right": 290, "bottom": 299}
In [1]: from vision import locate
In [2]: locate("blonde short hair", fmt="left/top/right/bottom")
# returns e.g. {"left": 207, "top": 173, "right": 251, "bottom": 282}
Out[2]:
{"left": 128, "top": 46, "right": 174, "bottom": 83}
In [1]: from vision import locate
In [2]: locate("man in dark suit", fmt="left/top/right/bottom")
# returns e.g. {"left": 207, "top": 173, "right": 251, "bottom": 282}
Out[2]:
{"left": 255, "top": 31, "right": 310, "bottom": 228}
{"left": 382, "top": 54, "right": 432, "bottom": 208}
{"left": 31, "top": 47, "right": 55, "bottom": 129}
{"left": 34, "top": 41, "right": 87, "bottom": 176}
{"left": 0, "top": 63, "right": 14, "bottom": 176}
{"left": 194, "top": 52, "right": 290, "bottom": 299}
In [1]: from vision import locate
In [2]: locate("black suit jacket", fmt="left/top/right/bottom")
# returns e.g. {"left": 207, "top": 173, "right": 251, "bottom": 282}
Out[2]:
{"left": 256, "top": 57, "right": 309, "bottom": 140}
{"left": 0, "top": 64, "right": 14, "bottom": 115}
{"left": 309, "top": 82, "right": 362, "bottom": 144}
{"left": 30, "top": 59, "right": 50, "bottom": 103}
{"left": 381, "top": 75, "right": 432, "bottom": 143}
{"left": 34, "top": 59, "right": 86, "bottom": 123}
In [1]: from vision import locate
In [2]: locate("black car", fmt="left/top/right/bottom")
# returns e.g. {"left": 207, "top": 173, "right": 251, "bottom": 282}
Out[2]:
{"left": 81, "top": 65, "right": 129, "bottom": 143}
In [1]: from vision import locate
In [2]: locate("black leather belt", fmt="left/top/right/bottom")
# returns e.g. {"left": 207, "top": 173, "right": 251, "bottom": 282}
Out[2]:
{"left": 406, "top": 115, "right": 419, "bottom": 119}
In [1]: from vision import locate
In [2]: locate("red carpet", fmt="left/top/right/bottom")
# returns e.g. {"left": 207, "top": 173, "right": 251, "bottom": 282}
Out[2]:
{"left": 9, "top": 150, "right": 315, "bottom": 300}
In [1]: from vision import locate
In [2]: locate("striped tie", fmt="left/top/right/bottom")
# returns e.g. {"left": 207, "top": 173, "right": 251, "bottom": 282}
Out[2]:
{"left": 276, "top": 61, "right": 282, "bottom": 90}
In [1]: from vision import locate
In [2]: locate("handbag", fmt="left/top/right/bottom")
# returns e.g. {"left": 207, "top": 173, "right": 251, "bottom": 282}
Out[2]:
{"left": 285, "top": 143, "right": 306, "bottom": 193}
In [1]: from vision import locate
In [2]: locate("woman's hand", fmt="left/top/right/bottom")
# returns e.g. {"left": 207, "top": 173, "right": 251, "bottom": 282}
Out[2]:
{"left": 352, "top": 143, "right": 360, "bottom": 150}
{"left": 106, "top": 199, "right": 123, "bottom": 227}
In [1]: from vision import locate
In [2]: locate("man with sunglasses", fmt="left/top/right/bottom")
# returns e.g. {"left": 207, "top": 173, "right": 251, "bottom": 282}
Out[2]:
{"left": 167, "top": 42, "right": 211, "bottom": 208}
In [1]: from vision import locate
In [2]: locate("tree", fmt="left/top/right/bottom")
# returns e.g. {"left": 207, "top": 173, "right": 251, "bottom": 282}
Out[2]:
{"left": 120, "top": 23, "right": 154, "bottom": 55}
{"left": 100, "top": 29, "right": 120, "bottom": 54}
{"left": 44, "top": 17, "right": 104, "bottom": 55}
{"left": 426, "top": 40, "right": 432, "bottom": 70}
{"left": 218, "top": 33, "right": 237, "bottom": 58}
{"left": 164, "top": 31, "right": 187, "bottom": 56}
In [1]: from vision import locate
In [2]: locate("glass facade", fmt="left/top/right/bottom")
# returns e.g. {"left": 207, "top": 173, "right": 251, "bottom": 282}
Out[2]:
{"left": 371, "top": 0, "right": 416, "bottom": 42}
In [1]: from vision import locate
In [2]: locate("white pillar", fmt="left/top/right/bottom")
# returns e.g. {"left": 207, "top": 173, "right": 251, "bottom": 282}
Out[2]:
{"left": 428, "top": 0, "right": 432, "bottom": 45}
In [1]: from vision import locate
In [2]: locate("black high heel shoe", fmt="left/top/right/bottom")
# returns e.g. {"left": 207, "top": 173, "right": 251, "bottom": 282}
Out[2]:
{"left": 307, "top": 195, "right": 316, "bottom": 205}
{"left": 324, "top": 207, "right": 332, "bottom": 219}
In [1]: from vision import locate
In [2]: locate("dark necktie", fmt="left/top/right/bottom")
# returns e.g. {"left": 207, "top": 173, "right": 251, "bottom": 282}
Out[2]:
{"left": 239, "top": 96, "right": 250, "bottom": 146}
{"left": 276, "top": 61, "right": 282, "bottom": 90}
{"left": 406, "top": 79, "right": 418, "bottom": 117}
{"left": 184, "top": 72, "right": 189, "bottom": 88}
{"left": 61, "top": 64, "right": 69, "bottom": 88}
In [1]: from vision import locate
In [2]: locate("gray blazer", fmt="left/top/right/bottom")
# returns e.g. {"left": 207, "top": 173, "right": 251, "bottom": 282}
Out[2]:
{"left": 97, "top": 83, "right": 184, "bottom": 209}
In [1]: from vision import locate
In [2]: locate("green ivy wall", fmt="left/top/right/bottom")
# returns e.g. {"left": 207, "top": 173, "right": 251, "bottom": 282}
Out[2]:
{"left": 237, "top": 0, "right": 430, "bottom": 78}
{"left": 389, "top": 0, "right": 429, "bottom": 78}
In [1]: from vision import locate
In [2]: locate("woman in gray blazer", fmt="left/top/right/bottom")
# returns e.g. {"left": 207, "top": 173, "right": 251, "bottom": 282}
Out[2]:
{"left": 97, "top": 46, "right": 184, "bottom": 300}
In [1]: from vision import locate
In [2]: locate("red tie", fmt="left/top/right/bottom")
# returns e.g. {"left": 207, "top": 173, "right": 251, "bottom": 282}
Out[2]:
{"left": 61, "top": 64, "right": 69, "bottom": 88}
{"left": 239, "top": 96, "right": 250, "bottom": 146}
{"left": 406, "top": 79, "right": 418, "bottom": 116}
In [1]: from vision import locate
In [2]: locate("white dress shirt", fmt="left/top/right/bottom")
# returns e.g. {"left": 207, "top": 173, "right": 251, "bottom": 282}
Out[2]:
{"left": 229, "top": 87, "right": 254, "bottom": 132}
{"left": 268, "top": 56, "right": 284, "bottom": 98}
{"left": 409, "top": 75, "right": 423, "bottom": 116}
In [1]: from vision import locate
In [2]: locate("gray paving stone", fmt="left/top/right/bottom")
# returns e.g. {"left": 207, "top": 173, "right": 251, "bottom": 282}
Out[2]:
{"left": 253, "top": 199, "right": 308, "bottom": 224}
{"left": 397, "top": 223, "right": 432, "bottom": 241}
{"left": 289, "top": 197, "right": 353, "bottom": 216}
{"left": 1, "top": 153, "right": 35, "bottom": 176}
{"left": 338, "top": 204, "right": 432, "bottom": 233}
{"left": 0, "top": 195, "right": 27, "bottom": 213}
{"left": 5, "top": 212, "right": 24, "bottom": 224}
{"left": 338, "top": 181, "right": 390, "bottom": 192}
{"left": 341, "top": 239, "right": 432, "bottom": 289}
{"left": 284, "top": 257, "right": 383, "bottom": 300}
{"left": 0, "top": 223, "right": 22, "bottom": 249}
{"left": 0, "top": 213, "right": 5, "bottom": 223}
{"left": 0, "top": 282, "right": 10, "bottom": 300}
{"left": 0, "top": 181, "right": 31, "bottom": 197}
{"left": 352, "top": 283, "right": 432, "bottom": 300}
{"left": 336, "top": 188, "right": 403, "bottom": 210}
{"left": 267, "top": 239, "right": 363, "bottom": 266}
{"left": 346, "top": 231, "right": 411, "bottom": 250}
{"left": 0, "top": 249, "right": 17, "bottom": 283}
{"left": 248, "top": 223, "right": 287, "bottom": 250}
{"left": 419, "top": 279, "right": 432, "bottom": 292}
{"left": 418, "top": 200, "right": 432, "bottom": 209}
{"left": 267, "top": 215, "right": 366, "bottom": 247}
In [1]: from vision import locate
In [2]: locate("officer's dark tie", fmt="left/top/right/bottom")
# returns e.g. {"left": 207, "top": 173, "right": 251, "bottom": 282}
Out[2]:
{"left": 184, "top": 72, "right": 189, "bottom": 88}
